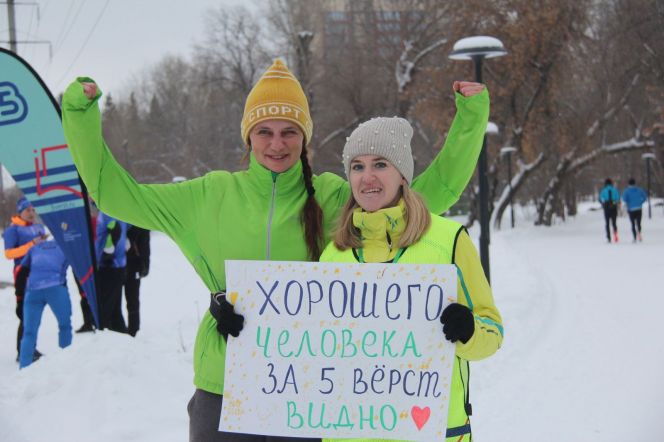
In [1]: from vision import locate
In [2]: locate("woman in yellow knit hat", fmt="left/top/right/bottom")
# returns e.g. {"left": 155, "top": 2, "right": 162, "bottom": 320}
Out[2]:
{"left": 62, "top": 58, "right": 490, "bottom": 441}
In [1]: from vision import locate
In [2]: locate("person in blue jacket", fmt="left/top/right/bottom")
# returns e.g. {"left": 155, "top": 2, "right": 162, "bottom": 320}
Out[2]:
{"left": 17, "top": 240, "right": 72, "bottom": 368}
{"left": 3, "top": 197, "right": 48, "bottom": 361}
{"left": 599, "top": 178, "right": 621, "bottom": 243}
{"left": 622, "top": 178, "right": 648, "bottom": 242}
{"left": 95, "top": 210, "right": 129, "bottom": 333}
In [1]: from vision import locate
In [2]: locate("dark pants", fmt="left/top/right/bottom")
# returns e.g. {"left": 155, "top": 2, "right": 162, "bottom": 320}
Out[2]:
{"left": 628, "top": 209, "right": 642, "bottom": 240}
{"left": 14, "top": 266, "right": 29, "bottom": 355}
{"left": 124, "top": 271, "right": 141, "bottom": 336}
{"left": 97, "top": 267, "right": 127, "bottom": 333}
{"left": 603, "top": 206, "right": 618, "bottom": 240}
{"left": 75, "top": 276, "right": 96, "bottom": 328}
{"left": 16, "top": 301, "right": 24, "bottom": 354}
{"left": 80, "top": 297, "right": 95, "bottom": 327}
{"left": 187, "top": 389, "right": 321, "bottom": 442}
{"left": 19, "top": 285, "right": 72, "bottom": 368}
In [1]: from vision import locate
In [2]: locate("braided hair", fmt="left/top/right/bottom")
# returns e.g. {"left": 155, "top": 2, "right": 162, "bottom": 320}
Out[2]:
{"left": 299, "top": 145, "right": 324, "bottom": 261}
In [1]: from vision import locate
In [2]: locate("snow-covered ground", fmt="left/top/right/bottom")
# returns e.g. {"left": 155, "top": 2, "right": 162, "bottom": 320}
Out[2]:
{"left": 0, "top": 202, "right": 662, "bottom": 442}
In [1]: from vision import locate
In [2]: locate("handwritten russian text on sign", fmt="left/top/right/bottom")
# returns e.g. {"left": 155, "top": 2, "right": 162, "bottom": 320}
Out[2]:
{"left": 221, "top": 260, "right": 457, "bottom": 441}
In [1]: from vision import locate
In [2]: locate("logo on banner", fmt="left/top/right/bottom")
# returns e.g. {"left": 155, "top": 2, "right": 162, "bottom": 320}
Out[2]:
{"left": 33, "top": 144, "right": 83, "bottom": 198}
{"left": 0, "top": 81, "right": 28, "bottom": 126}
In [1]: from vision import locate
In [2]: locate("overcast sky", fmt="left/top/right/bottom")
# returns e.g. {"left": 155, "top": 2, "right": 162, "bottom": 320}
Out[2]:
{"left": 1, "top": 0, "right": 246, "bottom": 98}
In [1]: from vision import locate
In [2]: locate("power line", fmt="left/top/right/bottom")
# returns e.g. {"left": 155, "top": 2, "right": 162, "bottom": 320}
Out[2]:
{"left": 55, "top": 0, "right": 87, "bottom": 52}
{"left": 54, "top": 0, "right": 110, "bottom": 89}
{"left": 1, "top": 0, "right": 47, "bottom": 54}
{"left": 54, "top": 0, "right": 87, "bottom": 52}
{"left": 52, "top": 0, "right": 76, "bottom": 50}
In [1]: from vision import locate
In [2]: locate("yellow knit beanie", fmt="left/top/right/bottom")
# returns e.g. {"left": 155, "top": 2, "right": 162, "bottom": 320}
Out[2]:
{"left": 240, "top": 59, "right": 313, "bottom": 146}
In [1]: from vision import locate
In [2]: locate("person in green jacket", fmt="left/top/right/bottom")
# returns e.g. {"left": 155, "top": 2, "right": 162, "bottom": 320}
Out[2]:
{"left": 319, "top": 116, "right": 503, "bottom": 442}
{"left": 61, "top": 59, "right": 490, "bottom": 442}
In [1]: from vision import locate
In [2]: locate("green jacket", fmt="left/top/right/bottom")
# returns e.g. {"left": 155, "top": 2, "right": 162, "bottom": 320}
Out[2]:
{"left": 61, "top": 78, "right": 490, "bottom": 394}
{"left": 319, "top": 216, "right": 503, "bottom": 442}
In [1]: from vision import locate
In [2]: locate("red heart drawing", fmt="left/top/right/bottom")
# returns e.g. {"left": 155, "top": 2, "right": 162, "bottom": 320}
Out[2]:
{"left": 411, "top": 406, "right": 431, "bottom": 430}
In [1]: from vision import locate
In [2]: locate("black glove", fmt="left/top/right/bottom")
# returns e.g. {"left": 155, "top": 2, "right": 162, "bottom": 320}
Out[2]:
{"left": 440, "top": 303, "right": 475, "bottom": 344}
{"left": 139, "top": 262, "right": 149, "bottom": 278}
{"left": 209, "top": 292, "right": 244, "bottom": 340}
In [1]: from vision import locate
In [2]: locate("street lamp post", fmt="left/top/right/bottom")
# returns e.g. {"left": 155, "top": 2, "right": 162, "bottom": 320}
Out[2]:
{"left": 449, "top": 36, "right": 506, "bottom": 283}
{"left": 500, "top": 146, "right": 517, "bottom": 228}
{"left": 642, "top": 153, "right": 656, "bottom": 219}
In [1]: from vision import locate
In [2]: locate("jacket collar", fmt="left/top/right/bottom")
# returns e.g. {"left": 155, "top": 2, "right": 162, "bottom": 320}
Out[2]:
{"left": 248, "top": 153, "right": 304, "bottom": 197}
{"left": 352, "top": 200, "right": 406, "bottom": 262}
{"left": 11, "top": 215, "right": 31, "bottom": 227}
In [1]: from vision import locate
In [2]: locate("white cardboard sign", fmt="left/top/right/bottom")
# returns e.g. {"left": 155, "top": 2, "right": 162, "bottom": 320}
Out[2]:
{"left": 220, "top": 260, "right": 457, "bottom": 441}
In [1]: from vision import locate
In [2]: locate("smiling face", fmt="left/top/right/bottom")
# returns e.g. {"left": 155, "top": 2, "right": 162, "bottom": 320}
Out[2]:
{"left": 248, "top": 119, "right": 304, "bottom": 173}
{"left": 349, "top": 155, "right": 405, "bottom": 212}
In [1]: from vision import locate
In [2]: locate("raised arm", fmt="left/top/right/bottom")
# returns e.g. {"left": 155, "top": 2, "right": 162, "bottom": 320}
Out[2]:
{"left": 411, "top": 82, "right": 490, "bottom": 214}
{"left": 62, "top": 78, "right": 195, "bottom": 238}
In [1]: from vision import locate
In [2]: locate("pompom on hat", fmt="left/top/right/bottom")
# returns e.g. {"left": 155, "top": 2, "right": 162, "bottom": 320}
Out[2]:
{"left": 241, "top": 59, "right": 313, "bottom": 146}
{"left": 16, "top": 196, "right": 31, "bottom": 214}
{"left": 342, "top": 117, "right": 415, "bottom": 184}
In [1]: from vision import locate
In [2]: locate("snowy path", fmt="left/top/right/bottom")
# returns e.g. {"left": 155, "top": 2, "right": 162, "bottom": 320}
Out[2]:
{"left": 0, "top": 204, "right": 662, "bottom": 441}
{"left": 474, "top": 206, "right": 664, "bottom": 441}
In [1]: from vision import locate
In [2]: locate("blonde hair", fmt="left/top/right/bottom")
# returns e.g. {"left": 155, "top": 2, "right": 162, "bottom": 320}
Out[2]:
{"left": 333, "top": 185, "right": 431, "bottom": 251}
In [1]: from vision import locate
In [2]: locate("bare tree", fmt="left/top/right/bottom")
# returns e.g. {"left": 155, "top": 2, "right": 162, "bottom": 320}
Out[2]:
{"left": 98, "top": 0, "right": 664, "bottom": 223}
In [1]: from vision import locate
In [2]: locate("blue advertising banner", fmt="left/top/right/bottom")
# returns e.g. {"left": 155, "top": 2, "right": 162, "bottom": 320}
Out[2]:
{"left": 0, "top": 47, "right": 99, "bottom": 325}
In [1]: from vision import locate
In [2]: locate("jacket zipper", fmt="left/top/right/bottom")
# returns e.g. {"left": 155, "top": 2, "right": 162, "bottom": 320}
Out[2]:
{"left": 266, "top": 173, "right": 278, "bottom": 259}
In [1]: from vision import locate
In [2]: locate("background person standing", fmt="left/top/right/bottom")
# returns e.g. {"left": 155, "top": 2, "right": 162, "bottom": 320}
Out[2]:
{"left": 599, "top": 178, "right": 621, "bottom": 243}
{"left": 95, "top": 210, "right": 129, "bottom": 333}
{"left": 622, "top": 178, "right": 648, "bottom": 242}
{"left": 16, "top": 240, "right": 72, "bottom": 369}
{"left": 3, "top": 197, "right": 48, "bottom": 361}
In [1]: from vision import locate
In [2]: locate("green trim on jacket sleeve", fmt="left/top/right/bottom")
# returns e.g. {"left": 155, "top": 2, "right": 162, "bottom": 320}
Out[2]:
{"left": 411, "top": 89, "right": 490, "bottom": 214}
{"left": 453, "top": 230, "right": 503, "bottom": 361}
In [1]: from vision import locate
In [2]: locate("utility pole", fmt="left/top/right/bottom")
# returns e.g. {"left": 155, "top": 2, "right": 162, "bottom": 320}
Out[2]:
{"left": 1, "top": 2, "right": 49, "bottom": 56}
{"left": 7, "top": 0, "right": 17, "bottom": 52}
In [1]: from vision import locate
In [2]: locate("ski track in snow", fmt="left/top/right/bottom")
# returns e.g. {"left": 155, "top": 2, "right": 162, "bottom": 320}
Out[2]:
{"left": 0, "top": 202, "right": 662, "bottom": 441}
